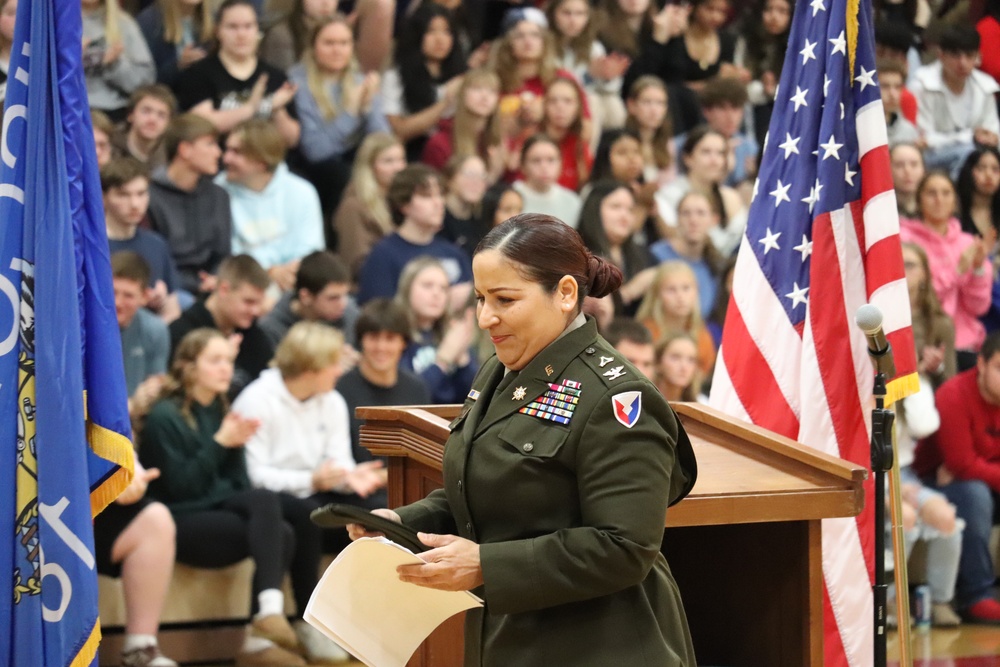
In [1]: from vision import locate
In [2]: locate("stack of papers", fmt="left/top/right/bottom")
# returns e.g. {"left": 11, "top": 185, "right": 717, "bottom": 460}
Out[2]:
{"left": 305, "top": 538, "right": 483, "bottom": 667}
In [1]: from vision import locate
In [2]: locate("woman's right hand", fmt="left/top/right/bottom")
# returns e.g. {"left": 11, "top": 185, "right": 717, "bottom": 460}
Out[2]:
{"left": 347, "top": 508, "right": 402, "bottom": 541}
{"left": 214, "top": 412, "right": 261, "bottom": 448}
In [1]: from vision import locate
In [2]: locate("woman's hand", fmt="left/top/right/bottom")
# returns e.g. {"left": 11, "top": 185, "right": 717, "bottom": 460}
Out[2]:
{"left": 918, "top": 344, "right": 945, "bottom": 375}
{"left": 346, "top": 508, "right": 401, "bottom": 541}
{"left": 359, "top": 72, "right": 382, "bottom": 112}
{"left": 179, "top": 44, "right": 208, "bottom": 69}
{"left": 436, "top": 310, "right": 475, "bottom": 372}
{"left": 652, "top": 3, "right": 690, "bottom": 44}
{"left": 397, "top": 533, "right": 484, "bottom": 591}
{"left": 271, "top": 81, "right": 298, "bottom": 111}
{"left": 214, "top": 412, "right": 261, "bottom": 448}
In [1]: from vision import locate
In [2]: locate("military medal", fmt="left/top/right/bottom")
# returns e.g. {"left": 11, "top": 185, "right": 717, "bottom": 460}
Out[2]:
{"left": 512, "top": 386, "right": 527, "bottom": 401}
{"left": 467, "top": 389, "right": 480, "bottom": 401}
{"left": 518, "top": 379, "right": 582, "bottom": 425}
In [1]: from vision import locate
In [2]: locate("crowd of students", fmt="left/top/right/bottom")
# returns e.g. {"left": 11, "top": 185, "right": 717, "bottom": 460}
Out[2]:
{"left": 3, "top": 0, "right": 1000, "bottom": 663}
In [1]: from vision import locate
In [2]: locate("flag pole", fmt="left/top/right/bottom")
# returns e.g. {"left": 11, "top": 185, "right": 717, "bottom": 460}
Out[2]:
{"left": 870, "top": 372, "right": 894, "bottom": 667}
{"left": 887, "top": 424, "right": 913, "bottom": 666}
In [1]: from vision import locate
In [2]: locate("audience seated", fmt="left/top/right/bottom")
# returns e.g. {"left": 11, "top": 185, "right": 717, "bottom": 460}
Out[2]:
{"left": 82, "top": 0, "right": 156, "bottom": 121}
{"left": 113, "top": 251, "right": 170, "bottom": 412}
{"left": 878, "top": 59, "right": 920, "bottom": 148}
{"left": 512, "top": 134, "right": 583, "bottom": 227}
{"left": 136, "top": 0, "right": 214, "bottom": 87}
{"left": 653, "top": 331, "right": 705, "bottom": 402}
{"left": 147, "top": 113, "right": 232, "bottom": 300}
{"left": 92, "top": 109, "right": 117, "bottom": 168}
{"left": 169, "top": 255, "right": 274, "bottom": 397}
{"left": 539, "top": 76, "right": 593, "bottom": 191}
{"left": 681, "top": 76, "right": 757, "bottom": 188}
{"left": 0, "top": 0, "right": 14, "bottom": 109}
{"left": 102, "top": 157, "right": 182, "bottom": 322}
{"left": 356, "top": 164, "right": 472, "bottom": 305}
{"left": 259, "top": 251, "right": 359, "bottom": 357}
{"left": 604, "top": 316, "right": 656, "bottom": 380}
{"left": 112, "top": 84, "right": 177, "bottom": 170}
{"left": 337, "top": 299, "right": 431, "bottom": 463}
{"left": 911, "top": 24, "right": 999, "bottom": 175}
{"left": 637, "top": 260, "right": 716, "bottom": 376}
{"left": 215, "top": 119, "right": 325, "bottom": 290}
{"left": 735, "top": 0, "right": 790, "bottom": 148}
{"left": 259, "top": 0, "right": 338, "bottom": 72}
{"left": 437, "top": 154, "right": 491, "bottom": 258}
{"left": 625, "top": 76, "right": 677, "bottom": 189}
{"left": 913, "top": 332, "right": 1000, "bottom": 624}
{"left": 420, "top": 68, "right": 504, "bottom": 175}
{"left": 892, "top": 142, "right": 926, "bottom": 220}
{"left": 394, "top": 256, "right": 477, "bottom": 404}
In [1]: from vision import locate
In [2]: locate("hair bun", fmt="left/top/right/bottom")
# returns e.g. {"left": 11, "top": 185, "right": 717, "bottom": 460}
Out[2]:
{"left": 586, "top": 254, "right": 623, "bottom": 299}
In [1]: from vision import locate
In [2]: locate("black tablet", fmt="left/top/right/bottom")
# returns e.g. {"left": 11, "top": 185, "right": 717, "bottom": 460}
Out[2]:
{"left": 310, "top": 503, "right": 429, "bottom": 554}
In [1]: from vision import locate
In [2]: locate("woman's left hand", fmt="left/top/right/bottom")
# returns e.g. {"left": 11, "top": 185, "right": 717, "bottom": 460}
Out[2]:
{"left": 397, "top": 533, "right": 484, "bottom": 592}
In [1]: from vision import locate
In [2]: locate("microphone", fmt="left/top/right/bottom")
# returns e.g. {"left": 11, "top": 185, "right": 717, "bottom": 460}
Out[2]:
{"left": 855, "top": 304, "right": 896, "bottom": 378}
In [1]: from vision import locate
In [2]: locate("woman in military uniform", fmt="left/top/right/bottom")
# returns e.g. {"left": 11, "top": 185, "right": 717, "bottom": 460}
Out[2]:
{"left": 349, "top": 214, "right": 698, "bottom": 666}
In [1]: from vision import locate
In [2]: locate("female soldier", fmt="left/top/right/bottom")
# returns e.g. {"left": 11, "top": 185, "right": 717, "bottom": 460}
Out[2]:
{"left": 349, "top": 213, "right": 697, "bottom": 666}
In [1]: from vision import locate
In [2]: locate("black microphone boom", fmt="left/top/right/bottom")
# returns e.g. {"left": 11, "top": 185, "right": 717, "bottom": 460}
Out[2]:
{"left": 855, "top": 304, "right": 896, "bottom": 379}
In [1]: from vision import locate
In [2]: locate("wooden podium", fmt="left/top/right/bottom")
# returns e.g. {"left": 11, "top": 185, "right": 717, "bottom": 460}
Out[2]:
{"left": 357, "top": 402, "right": 866, "bottom": 667}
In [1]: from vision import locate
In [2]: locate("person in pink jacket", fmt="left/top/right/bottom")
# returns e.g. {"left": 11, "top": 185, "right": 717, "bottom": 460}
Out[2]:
{"left": 900, "top": 171, "right": 992, "bottom": 370}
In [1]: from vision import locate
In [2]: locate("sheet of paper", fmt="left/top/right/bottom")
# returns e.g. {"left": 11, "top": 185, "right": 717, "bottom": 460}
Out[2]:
{"left": 304, "top": 537, "right": 483, "bottom": 667}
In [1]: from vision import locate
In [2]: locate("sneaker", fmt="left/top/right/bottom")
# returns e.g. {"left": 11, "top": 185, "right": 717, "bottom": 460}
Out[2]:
{"left": 251, "top": 614, "right": 301, "bottom": 652}
{"left": 294, "top": 620, "right": 351, "bottom": 664}
{"left": 235, "top": 644, "right": 307, "bottom": 667}
{"left": 931, "top": 602, "right": 962, "bottom": 627}
{"left": 963, "top": 598, "right": 1000, "bottom": 625}
{"left": 120, "top": 645, "right": 179, "bottom": 667}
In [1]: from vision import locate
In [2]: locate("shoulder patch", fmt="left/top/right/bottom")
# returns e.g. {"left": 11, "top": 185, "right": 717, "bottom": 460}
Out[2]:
{"left": 612, "top": 391, "right": 642, "bottom": 428}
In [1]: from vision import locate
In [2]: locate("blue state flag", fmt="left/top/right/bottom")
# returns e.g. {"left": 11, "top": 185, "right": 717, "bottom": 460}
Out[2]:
{"left": 0, "top": 1, "right": 135, "bottom": 665}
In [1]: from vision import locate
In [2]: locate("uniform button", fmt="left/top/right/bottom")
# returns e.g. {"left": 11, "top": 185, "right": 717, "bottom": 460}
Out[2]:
{"left": 466, "top": 522, "right": 472, "bottom": 532}
{"left": 458, "top": 480, "right": 463, "bottom": 493}
{"left": 523, "top": 443, "right": 534, "bottom": 452}
{"left": 585, "top": 347, "right": 596, "bottom": 355}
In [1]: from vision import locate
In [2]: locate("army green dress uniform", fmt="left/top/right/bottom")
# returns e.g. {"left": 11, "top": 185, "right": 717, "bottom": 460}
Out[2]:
{"left": 395, "top": 316, "right": 698, "bottom": 666}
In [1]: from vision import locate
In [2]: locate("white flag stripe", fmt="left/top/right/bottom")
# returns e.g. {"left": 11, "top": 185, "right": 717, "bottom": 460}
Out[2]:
{"left": 855, "top": 100, "right": 888, "bottom": 159}
{"left": 862, "top": 190, "right": 900, "bottom": 252}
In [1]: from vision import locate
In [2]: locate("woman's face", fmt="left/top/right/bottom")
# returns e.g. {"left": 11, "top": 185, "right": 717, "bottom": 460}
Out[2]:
{"left": 372, "top": 144, "right": 407, "bottom": 189}
{"left": 684, "top": 133, "right": 727, "bottom": 184}
{"left": 0, "top": 0, "right": 17, "bottom": 43}
{"left": 761, "top": 0, "right": 791, "bottom": 36}
{"left": 474, "top": 249, "right": 574, "bottom": 370}
{"left": 544, "top": 80, "right": 580, "bottom": 131}
{"left": 450, "top": 156, "right": 489, "bottom": 205}
{"left": 628, "top": 86, "right": 668, "bottom": 131}
{"left": 601, "top": 187, "right": 635, "bottom": 246}
{"left": 522, "top": 142, "right": 562, "bottom": 187}
{"left": 463, "top": 81, "right": 500, "bottom": 117}
{"left": 192, "top": 337, "right": 235, "bottom": 397}
{"left": 677, "top": 194, "right": 717, "bottom": 244}
{"left": 553, "top": 0, "right": 590, "bottom": 39}
{"left": 617, "top": 0, "right": 650, "bottom": 18}
{"left": 494, "top": 190, "right": 524, "bottom": 226}
{"left": 313, "top": 21, "right": 354, "bottom": 72}
{"left": 693, "top": 0, "right": 729, "bottom": 31}
{"left": 216, "top": 4, "right": 259, "bottom": 59}
{"left": 919, "top": 175, "right": 956, "bottom": 224}
{"left": 302, "top": 0, "right": 338, "bottom": 21}
{"left": 422, "top": 16, "right": 454, "bottom": 62}
{"left": 972, "top": 152, "right": 1000, "bottom": 197}
{"left": 609, "top": 136, "right": 644, "bottom": 183}
{"left": 891, "top": 145, "right": 924, "bottom": 196}
{"left": 409, "top": 265, "right": 450, "bottom": 325}
{"left": 659, "top": 271, "right": 697, "bottom": 318}
{"left": 902, "top": 246, "right": 926, "bottom": 296}
{"left": 658, "top": 338, "right": 698, "bottom": 390}
{"left": 508, "top": 20, "right": 546, "bottom": 62}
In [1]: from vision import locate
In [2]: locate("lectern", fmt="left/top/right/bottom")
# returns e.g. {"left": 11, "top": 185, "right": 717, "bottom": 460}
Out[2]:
{"left": 358, "top": 402, "right": 866, "bottom": 667}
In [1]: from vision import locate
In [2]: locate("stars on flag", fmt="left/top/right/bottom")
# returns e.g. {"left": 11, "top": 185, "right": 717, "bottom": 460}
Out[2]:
{"left": 785, "top": 283, "right": 809, "bottom": 308}
{"left": 823, "top": 74, "right": 831, "bottom": 97}
{"left": 830, "top": 31, "right": 847, "bottom": 55}
{"left": 793, "top": 235, "right": 814, "bottom": 261}
{"left": 855, "top": 65, "right": 876, "bottom": 90}
{"left": 801, "top": 178, "right": 823, "bottom": 213}
{"left": 800, "top": 39, "right": 817, "bottom": 65}
{"left": 790, "top": 86, "right": 809, "bottom": 112}
{"left": 778, "top": 133, "right": 800, "bottom": 158}
{"left": 759, "top": 228, "right": 782, "bottom": 254}
{"left": 820, "top": 135, "right": 844, "bottom": 160}
{"left": 770, "top": 180, "right": 792, "bottom": 207}
{"left": 810, "top": 0, "right": 826, "bottom": 15}
{"left": 845, "top": 163, "right": 857, "bottom": 185}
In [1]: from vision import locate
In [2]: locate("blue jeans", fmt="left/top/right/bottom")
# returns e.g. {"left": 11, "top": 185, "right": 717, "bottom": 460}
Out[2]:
{"left": 934, "top": 479, "right": 1000, "bottom": 608}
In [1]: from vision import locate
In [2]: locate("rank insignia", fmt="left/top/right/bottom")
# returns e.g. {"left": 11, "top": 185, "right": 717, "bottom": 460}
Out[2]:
{"left": 467, "top": 389, "right": 480, "bottom": 401}
{"left": 603, "top": 365, "right": 626, "bottom": 380}
{"left": 599, "top": 356, "right": 614, "bottom": 368}
{"left": 519, "top": 379, "right": 582, "bottom": 425}
{"left": 512, "top": 386, "right": 527, "bottom": 401}
{"left": 612, "top": 391, "right": 642, "bottom": 428}
{"left": 545, "top": 364, "right": 554, "bottom": 376}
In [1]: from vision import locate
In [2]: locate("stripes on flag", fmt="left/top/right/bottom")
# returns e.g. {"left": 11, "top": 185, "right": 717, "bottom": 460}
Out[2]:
{"left": 708, "top": 0, "right": 918, "bottom": 662}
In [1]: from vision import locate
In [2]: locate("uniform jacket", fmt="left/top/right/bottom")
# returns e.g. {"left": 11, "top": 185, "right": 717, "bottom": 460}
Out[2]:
{"left": 395, "top": 317, "right": 697, "bottom": 666}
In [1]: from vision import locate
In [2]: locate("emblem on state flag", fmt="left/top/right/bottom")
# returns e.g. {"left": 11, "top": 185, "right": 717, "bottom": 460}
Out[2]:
{"left": 611, "top": 391, "right": 641, "bottom": 428}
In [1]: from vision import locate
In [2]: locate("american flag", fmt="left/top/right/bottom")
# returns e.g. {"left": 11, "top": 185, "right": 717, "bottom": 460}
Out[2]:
{"left": 708, "top": 0, "right": 918, "bottom": 664}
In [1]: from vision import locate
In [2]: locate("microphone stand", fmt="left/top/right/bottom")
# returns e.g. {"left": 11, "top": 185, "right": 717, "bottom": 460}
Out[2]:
{"left": 870, "top": 372, "right": 894, "bottom": 667}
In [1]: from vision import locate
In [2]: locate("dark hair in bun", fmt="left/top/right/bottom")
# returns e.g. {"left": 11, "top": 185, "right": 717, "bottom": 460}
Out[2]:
{"left": 476, "top": 214, "right": 623, "bottom": 307}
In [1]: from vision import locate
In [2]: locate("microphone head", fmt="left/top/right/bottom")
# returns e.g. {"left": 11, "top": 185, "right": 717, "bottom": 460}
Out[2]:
{"left": 855, "top": 303, "right": 883, "bottom": 335}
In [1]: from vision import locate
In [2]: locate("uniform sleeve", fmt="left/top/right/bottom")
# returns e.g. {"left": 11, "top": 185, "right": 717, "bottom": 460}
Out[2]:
{"left": 395, "top": 488, "right": 458, "bottom": 535}
{"left": 479, "top": 381, "right": 677, "bottom": 614}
